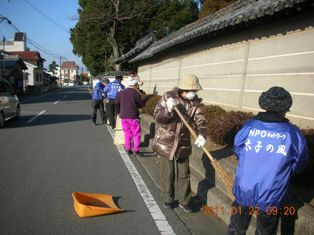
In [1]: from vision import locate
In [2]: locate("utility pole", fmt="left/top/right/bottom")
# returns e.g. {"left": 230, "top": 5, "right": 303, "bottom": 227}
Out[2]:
{"left": 0, "top": 16, "right": 11, "bottom": 80}
{"left": 59, "top": 56, "right": 62, "bottom": 87}
{"left": 2, "top": 37, "right": 5, "bottom": 50}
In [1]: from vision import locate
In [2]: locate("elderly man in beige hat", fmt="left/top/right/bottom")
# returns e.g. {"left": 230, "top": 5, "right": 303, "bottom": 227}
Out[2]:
{"left": 152, "top": 74, "right": 207, "bottom": 212}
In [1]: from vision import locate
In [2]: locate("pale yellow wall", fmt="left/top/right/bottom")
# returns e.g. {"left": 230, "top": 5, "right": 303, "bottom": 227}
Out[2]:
{"left": 137, "top": 13, "right": 314, "bottom": 128}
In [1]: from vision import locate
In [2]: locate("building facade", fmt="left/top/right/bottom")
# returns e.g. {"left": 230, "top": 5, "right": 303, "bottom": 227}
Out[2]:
{"left": 1, "top": 32, "right": 29, "bottom": 52}
{"left": 60, "top": 61, "right": 79, "bottom": 85}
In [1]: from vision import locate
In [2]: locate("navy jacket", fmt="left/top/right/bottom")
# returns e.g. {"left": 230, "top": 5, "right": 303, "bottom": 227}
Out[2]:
{"left": 233, "top": 112, "right": 308, "bottom": 211}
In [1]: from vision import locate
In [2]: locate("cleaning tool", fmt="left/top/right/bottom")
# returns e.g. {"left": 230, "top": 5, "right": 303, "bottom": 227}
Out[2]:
{"left": 174, "top": 106, "right": 235, "bottom": 200}
{"left": 72, "top": 192, "right": 124, "bottom": 217}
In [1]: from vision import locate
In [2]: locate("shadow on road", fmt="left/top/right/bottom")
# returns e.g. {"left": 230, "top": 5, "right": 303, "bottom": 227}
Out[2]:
{"left": 3, "top": 114, "right": 91, "bottom": 128}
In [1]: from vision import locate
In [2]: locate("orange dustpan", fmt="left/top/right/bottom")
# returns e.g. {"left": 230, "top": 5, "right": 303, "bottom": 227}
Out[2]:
{"left": 72, "top": 192, "right": 124, "bottom": 217}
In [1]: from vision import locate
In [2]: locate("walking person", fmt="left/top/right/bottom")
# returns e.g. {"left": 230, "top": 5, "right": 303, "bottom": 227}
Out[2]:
{"left": 103, "top": 75, "right": 125, "bottom": 128}
{"left": 227, "top": 86, "right": 309, "bottom": 235}
{"left": 152, "top": 74, "right": 207, "bottom": 213}
{"left": 91, "top": 79, "right": 109, "bottom": 126}
{"left": 115, "top": 76, "right": 144, "bottom": 156}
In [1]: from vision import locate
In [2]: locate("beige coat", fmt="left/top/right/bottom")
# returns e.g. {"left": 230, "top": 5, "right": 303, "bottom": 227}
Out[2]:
{"left": 152, "top": 88, "right": 207, "bottom": 160}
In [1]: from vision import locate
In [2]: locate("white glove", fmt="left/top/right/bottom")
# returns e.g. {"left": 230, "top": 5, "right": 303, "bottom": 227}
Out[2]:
{"left": 194, "top": 135, "right": 206, "bottom": 148}
{"left": 166, "top": 97, "right": 176, "bottom": 113}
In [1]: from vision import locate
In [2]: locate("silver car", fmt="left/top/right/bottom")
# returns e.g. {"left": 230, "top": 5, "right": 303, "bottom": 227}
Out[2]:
{"left": 0, "top": 79, "right": 20, "bottom": 128}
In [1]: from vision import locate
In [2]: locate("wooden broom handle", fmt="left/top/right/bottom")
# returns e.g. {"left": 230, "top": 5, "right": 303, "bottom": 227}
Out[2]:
{"left": 173, "top": 106, "right": 214, "bottom": 162}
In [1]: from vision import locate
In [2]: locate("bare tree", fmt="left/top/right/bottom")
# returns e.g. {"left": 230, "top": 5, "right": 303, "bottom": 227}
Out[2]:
{"left": 76, "top": 0, "right": 151, "bottom": 71}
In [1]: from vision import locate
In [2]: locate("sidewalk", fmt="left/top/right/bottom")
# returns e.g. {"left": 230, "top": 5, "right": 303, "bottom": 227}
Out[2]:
{"left": 136, "top": 146, "right": 228, "bottom": 235}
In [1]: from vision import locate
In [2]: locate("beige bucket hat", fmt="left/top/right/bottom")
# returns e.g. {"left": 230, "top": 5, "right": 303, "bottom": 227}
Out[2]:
{"left": 178, "top": 74, "right": 202, "bottom": 91}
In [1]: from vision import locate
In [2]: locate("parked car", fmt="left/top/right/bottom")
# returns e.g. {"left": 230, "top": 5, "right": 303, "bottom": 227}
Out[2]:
{"left": 0, "top": 79, "right": 20, "bottom": 128}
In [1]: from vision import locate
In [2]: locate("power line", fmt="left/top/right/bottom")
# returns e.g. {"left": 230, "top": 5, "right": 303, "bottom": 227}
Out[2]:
{"left": 23, "top": 0, "right": 70, "bottom": 34}
{"left": 0, "top": 15, "right": 68, "bottom": 60}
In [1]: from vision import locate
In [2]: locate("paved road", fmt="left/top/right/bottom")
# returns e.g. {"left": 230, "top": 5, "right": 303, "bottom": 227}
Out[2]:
{"left": 0, "top": 86, "right": 226, "bottom": 235}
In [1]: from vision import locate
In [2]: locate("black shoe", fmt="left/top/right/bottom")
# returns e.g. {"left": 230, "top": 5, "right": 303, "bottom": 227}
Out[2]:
{"left": 163, "top": 202, "right": 173, "bottom": 209}
{"left": 179, "top": 204, "right": 192, "bottom": 213}
{"left": 134, "top": 151, "right": 143, "bottom": 157}
{"left": 127, "top": 150, "right": 133, "bottom": 155}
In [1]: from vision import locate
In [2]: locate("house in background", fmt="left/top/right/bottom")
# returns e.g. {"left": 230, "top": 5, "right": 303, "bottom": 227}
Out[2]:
{"left": 1, "top": 32, "right": 47, "bottom": 94}
{"left": 0, "top": 32, "right": 29, "bottom": 52}
{"left": 7, "top": 51, "right": 45, "bottom": 94}
{"left": 0, "top": 51, "right": 27, "bottom": 94}
{"left": 61, "top": 61, "right": 79, "bottom": 86}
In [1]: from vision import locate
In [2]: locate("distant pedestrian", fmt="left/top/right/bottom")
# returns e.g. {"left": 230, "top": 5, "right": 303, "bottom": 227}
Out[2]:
{"left": 152, "top": 74, "right": 207, "bottom": 213}
{"left": 115, "top": 76, "right": 144, "bottom": 156}
{"left": 227, "top": 86, "right": 309, "bottom": 235}
{"left": 103, "top": 75, "right": 125, "bottom": 128}
{"left": 91, "top": 79, "right": 109, "bottom": 126}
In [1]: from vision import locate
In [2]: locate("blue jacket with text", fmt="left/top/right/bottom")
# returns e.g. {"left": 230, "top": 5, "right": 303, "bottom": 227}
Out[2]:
{"left": 233, "top": 113, "right": 308, "bottom": 211}
{"left": 103, "top": 80, "right": 125, "bottom": 100}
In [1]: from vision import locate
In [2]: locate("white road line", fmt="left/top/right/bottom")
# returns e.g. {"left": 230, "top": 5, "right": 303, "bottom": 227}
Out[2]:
{"left": 107, "top": 127, "right": 176, "bottom": 235}
{"left": 54, "top": 100, "right": 60, "bottom": 104}
{"left": 26, "top": 110, "right": 46, "bottom": 124}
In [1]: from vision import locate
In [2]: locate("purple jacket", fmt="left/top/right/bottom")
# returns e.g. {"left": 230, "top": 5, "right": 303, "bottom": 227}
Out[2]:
{"left": 115, "top": 88, "right": 144, "bottom": 119}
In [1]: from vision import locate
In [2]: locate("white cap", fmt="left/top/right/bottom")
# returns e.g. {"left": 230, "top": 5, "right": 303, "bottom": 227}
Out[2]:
{"left": 126, "top": 76, "right": 138, "bottom": 86}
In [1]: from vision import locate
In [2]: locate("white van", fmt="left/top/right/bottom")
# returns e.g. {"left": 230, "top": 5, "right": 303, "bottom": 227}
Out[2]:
{"left": 0, "top": 79, "right": 20, "bottom": 128}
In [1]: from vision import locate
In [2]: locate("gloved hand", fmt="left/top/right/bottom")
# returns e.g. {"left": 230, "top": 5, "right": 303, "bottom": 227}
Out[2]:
{"left": 194, "top": 135, "right": 206, "bottom": 148}
{"left": 166, "top": 97, "right": 177, "bottom": 113}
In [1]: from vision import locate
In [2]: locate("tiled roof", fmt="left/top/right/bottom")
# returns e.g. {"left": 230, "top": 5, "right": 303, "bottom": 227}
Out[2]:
{"left": 96, "top": 70, "right": 130, "bottom": 78}
{"left": 115, "top": 32, "right": 155, "bottom": 64}
{"left": 130, "top": 0, "right": 313, "bottom": 63}
{"left": 61, "top": 61, "right": 78, "bottom": 69}
{"left": 7, "top": 51, "right": 43, "bottom": 61}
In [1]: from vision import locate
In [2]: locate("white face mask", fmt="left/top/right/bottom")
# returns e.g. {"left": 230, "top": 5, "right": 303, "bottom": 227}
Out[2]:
{"left": 185, "top": 91, "right": 197, "bottom": 100}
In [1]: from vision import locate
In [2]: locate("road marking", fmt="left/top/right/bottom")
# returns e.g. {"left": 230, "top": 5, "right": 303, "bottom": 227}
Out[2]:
{"left": 54, "top": 100, "right": 60, "bottom": 104}
{"left": 107, "top": 127, "right": 176, "bottom": 235}
{"left": 26, "top": 110, "right": 46, "bottom": 124}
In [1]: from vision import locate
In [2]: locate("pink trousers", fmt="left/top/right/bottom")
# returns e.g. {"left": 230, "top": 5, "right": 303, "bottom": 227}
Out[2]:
{"left": 121, "top": 119, "right": 141, "bottom": 152}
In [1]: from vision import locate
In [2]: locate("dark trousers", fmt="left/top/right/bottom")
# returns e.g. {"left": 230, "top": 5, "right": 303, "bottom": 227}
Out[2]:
{"left": 159, "top": 156, "right": 191, "bottom": 206}
{"left": 106, "top": 99, "right": 120, "bottom": 129}
{"left": 92, "top": 99, "right": 106, "bottom": 124}
{"left": 227, "top": 201, "right": 279, "bottom": 235}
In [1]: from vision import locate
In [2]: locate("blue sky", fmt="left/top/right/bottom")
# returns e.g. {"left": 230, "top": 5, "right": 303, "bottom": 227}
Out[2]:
{"left": 0, "top": 0, "right": 85, "bottom": 71}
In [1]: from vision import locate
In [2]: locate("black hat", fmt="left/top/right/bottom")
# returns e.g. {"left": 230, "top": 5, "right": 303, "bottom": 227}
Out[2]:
{"left": 116, "top": 75, "right": 123, "bottom": 80}
{"left": 103, "top": 78, "right": 110, "bottom": 84}
{"left": 259, "top": 86, "right": 292, "bottom": 112}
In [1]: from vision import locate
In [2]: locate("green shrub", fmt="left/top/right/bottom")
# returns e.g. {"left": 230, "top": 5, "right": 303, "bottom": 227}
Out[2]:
{"left": 141, "top": 95, "right": 162, "bottom": 115}
{"left": 208, "top": 111, "right": 254, "bottom": 145}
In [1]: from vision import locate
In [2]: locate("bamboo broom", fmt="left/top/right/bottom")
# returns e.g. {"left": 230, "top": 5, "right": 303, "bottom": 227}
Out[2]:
{"left": 174, "top": 106, "right": 235, "bottom": 201}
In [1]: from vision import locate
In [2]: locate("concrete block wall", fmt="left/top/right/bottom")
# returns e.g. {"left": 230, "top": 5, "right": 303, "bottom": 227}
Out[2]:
{"left": 140, "top": 113, "right": 314, "bottom": 235}
{"left": 138, "top": 12, "right": 314, "bottom": 129}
